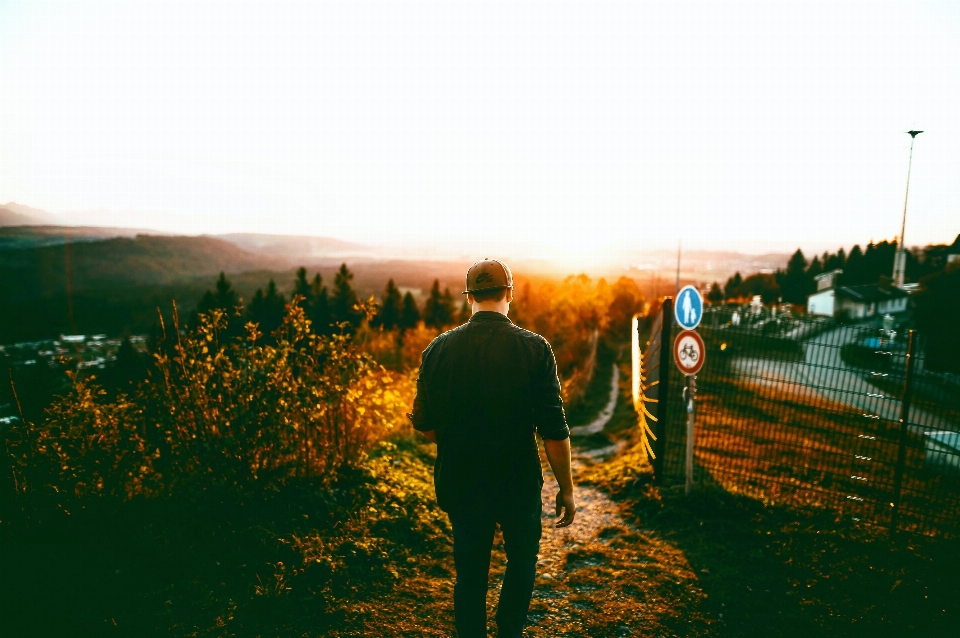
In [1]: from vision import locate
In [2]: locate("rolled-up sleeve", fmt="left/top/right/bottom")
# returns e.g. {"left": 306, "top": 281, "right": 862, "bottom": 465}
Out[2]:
{"left": 533, "top": 340, "right": 570, "bottom": 440}
{"left": 410, "top": 341, "right": 437, "bottom": 432}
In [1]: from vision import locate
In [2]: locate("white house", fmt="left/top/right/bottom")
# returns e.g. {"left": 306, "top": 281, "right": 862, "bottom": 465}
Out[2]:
{"left": 807, "top": 269, "right": 909, "bottom": 319}
{"left": 807, "top": 269, "right": 842, "bottom": 316}
{"left": 834, "top": 283, "right": 909, "bottom": 319}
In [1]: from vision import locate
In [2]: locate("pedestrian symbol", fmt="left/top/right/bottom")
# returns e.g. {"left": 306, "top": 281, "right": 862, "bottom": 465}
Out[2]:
{"left": 674, "top": 285, "right": 703, "bottom": 330}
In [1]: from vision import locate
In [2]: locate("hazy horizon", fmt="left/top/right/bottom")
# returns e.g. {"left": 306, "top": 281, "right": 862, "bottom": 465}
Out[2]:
{"left": 2, "top": 1, "right": 959, "bottom": 262}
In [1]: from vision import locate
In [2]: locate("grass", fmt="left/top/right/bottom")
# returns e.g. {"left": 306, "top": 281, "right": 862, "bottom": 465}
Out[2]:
{"left": 581, "top": 438, "right": 960, "bottom": 637}
{"left": 0, "top": 434, "right": 450, "bottom": 637}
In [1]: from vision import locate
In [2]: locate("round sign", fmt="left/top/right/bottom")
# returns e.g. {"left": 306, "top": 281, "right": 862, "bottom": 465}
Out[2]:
{"left": 674, "top": 329, "right": 705, "bottom": 375}
{"left": 674, "top": 285, "right": 704, "bottom": 330}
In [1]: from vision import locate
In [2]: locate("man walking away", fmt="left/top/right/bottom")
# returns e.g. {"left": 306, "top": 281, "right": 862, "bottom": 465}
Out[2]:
{"left": 410, "top": 258, "right": 576, "bottom": 638}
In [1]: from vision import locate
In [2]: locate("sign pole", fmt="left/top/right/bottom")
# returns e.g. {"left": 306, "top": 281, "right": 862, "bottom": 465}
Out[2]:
{"left": 673, "top": 285, "right": 704, "bottom": 495}
{"left": 684, "top": 374, "right": 696, "bottom": 496}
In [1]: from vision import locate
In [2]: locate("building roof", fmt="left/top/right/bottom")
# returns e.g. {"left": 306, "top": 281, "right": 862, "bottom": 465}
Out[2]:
{"left": 948, "top": 234, "right": 960, "bottom": 255}
{"left": 814, "top": 268, "right": 843, "bottom": 281}
{"left": 836, "top": 283, "right": 909, "bottom": 303}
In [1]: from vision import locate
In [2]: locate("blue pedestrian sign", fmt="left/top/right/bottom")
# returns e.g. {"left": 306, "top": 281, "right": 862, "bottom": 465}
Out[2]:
{"left": 674, "top": 285, "right": 703, "bottom": 330}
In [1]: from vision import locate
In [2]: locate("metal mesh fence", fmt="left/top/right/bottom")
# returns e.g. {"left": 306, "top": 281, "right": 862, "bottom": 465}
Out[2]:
{"left": 644, "top": 300, "right": 960, "bottom": 537}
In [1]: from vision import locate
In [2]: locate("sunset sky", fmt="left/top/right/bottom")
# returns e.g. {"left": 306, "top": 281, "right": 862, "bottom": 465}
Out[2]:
{"left": 1, "top": 1, "right": 958, "bottom": 260}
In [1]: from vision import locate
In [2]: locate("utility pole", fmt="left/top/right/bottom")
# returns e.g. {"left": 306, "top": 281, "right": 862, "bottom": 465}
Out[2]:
{"left": 893, "top": 130, "right": 922, "bottom": 288}
{"left": 675, "top": 239, "right": 682, "bottom": 295}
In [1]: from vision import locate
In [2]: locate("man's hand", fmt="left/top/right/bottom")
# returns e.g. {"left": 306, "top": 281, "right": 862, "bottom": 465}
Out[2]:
{"left": 555, "top": 490, "right": 576, "bottom": 528}
{"left": 544, "top": 437, "right": 575, "bottom": 527}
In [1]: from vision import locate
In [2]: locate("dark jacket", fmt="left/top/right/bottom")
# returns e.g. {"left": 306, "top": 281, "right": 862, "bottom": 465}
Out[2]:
{"left": 411, "top": 311, "right": 569, "bottom": 512}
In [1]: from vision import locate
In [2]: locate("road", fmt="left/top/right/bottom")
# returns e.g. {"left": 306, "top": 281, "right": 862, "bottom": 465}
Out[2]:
{"left": 730, "top": 323, "right": 947, "bottom": 434}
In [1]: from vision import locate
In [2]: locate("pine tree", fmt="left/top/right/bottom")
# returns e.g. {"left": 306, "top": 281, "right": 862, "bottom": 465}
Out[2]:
{"left": 293, "top": 267, "right": 311, "bottom": 298}
{"left": 197, "top": 272, "right": 239, "bottom": 315}
{"left": 724, "top": 272, "right": 743, "bottom": 299}
{"left": 707, "top": 282, "right": 724, "bottom": 303}
{"left": 458, "top": 299, "right": 471, "bottom": 324}
{"left": 399, "top": 292, "right": 421, "bottom": 332}
{"left": 441, "top": 286, "right": 456, "bottom": 325}
{"left": 374, "top": 279, "right": 402, "bottom": 330}
{"left": 780, "top": 249, "right": 808, "bottom": 304}
{"left": 330, "top": 263, "right": 362, "bottom": 330}
{"left": 423, "top": 279, "right": 455, "bottom": 329}
{"left": 310, "top": 273, "right": 330, "bottom": 334}
{"left": 290, "top": 268, "right": 331, "bottom": 334}
{"left": 195, "top": 272, "right": 242, "bottom": 336}
{"left": 248, "top": 279, "right": 286, "bottom": 336}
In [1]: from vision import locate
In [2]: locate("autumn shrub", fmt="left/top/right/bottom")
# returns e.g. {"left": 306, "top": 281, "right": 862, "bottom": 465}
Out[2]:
{"left": 6, "top": 297, "right": 415, "bottom": 505}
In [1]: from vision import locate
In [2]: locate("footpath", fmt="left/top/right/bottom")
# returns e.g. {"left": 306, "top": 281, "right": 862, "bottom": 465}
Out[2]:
{"left": 519, "top": 364, "right": 710, "bottom": 637}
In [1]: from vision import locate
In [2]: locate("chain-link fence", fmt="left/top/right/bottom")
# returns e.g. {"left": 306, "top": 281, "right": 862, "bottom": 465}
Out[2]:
{"left": 642, "top": 299, "right": 960, "bottom": 537}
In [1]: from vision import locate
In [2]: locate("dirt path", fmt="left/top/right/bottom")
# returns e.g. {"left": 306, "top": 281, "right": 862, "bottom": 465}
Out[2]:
{"left": 487, "top": 364, "right": 712, "bottom": 637}
{"left": 568, "top": 363, "right": 620, "bottom": 437}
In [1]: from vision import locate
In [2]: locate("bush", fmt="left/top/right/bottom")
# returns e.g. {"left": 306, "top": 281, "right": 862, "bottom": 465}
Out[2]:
{"left": 5, "top": 297, "right": 415, "bottom": 505}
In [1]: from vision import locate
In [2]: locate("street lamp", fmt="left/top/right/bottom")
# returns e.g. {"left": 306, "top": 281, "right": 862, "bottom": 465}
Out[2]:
{"left": 893, "top": 130, "right": 922, "bottom": 288}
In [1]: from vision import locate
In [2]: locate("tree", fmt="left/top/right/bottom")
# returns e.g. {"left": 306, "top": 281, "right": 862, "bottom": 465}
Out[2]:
{"left": 778, "top": 249, "right": 809, "bottom": 305}
{"left": 106, "top": 336, "right": 148, "bottom": 391}
{"left": 606, "top": 277, "right": 645, "bottom": 337}
{"left": 247, "top": 279, "right": 286, "bottom": 337}
{"left": 423, "top": 279, "right": 454, "bottom": 329}
{"left": 399, "top": 292, "right": 421, "bottom": 332}
{"left": 706, "top": 282, "right": 724, "bottom": 303}
{"left": 806, "top": 255, "right": 823, "bottom": 281}
{"left": 330, "top": 263, "right": 362, "bottom": 330}
{"left": 374, "top": 279, "right": 403, "bottom": 330}
{"left": 197, "top": 272, "right": 239, "bottom": 315}
{"left": 737, "top": 273, "right": 780, "bottom": 303}
{"left": 458, "top": 299, "right": 471, "bottom": 324}
{"left": 195, "top": 272, "right": 243, "bottom": 336}
{"left": 845, "top": 244, "right": 864, "bottom": 283}
{"left": 915, "top": 264, "right": 960, "bottom": 373}
{"left": 308, "top": 273, "right": 331, "bottom": 334}
{"left": 724, "top": 272, "right": 743, "bottom": 299}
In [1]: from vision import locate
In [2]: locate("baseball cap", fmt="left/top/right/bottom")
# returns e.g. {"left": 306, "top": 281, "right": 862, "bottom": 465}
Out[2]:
{"left": 462, "top": 258, "right": 514, "bottom": 295}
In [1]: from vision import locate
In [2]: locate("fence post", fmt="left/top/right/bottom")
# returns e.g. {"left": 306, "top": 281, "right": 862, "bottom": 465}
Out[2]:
{"left": 684, "top": 374, "right": 696, "bottom": 496}
{"left": 890, "top": 329, "right": 916, "bottom": 535}
{"left": 653, "top": 297, "right": 674, "bottom": 484}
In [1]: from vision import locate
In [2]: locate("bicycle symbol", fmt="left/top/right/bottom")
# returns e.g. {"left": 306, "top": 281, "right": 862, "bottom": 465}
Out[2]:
{"left": 679, "top": 343, "right": 699, "bottom": 363}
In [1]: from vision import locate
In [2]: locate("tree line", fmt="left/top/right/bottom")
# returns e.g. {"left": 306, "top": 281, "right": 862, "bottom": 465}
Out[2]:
{"left": 192, "top": 263, "right": 470, "bottom": 339}
{"left": 706, "top": 239, "right": 955, "bottom": 306}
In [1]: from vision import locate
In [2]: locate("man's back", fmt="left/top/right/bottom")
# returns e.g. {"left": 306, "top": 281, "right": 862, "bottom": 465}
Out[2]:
{"left": 412, "top": 311, "right": 569, "bottom": 512}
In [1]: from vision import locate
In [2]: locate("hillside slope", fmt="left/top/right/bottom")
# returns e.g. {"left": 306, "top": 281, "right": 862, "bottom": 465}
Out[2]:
{"left": 1, "top": 235, "right": 282, "bottom": 301}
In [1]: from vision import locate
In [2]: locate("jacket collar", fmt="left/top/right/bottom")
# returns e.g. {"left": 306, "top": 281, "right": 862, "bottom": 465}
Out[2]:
{"left": 468, "top": 310, "right": 513, "bottom": 324}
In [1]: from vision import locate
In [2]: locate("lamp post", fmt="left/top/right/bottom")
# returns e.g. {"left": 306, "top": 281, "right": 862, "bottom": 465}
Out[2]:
{"left": 893, "top": 130, "right": 922, "bottom": 288}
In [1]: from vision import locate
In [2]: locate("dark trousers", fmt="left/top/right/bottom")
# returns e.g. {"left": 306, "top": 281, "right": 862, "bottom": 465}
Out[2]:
{"left": 448, "top": 495, "right": 542, "bottom": 638}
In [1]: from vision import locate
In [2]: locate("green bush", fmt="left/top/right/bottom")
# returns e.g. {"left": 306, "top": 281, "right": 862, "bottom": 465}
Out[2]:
{"left": 5, "top": 296, "right": 414, "bottom": 505}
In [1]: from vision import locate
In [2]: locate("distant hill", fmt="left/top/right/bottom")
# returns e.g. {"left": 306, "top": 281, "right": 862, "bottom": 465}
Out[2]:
{"left": 214, "top": 233, "right": 378, "bottom": 265}
{"left": 0, "top": 203, "right": 60, "bottom": 226}
{"left": 1, "top": 235, "right": 284, "bottom": 302}
{"left": 0, "top": 225, "right": 164, "bottom": 251}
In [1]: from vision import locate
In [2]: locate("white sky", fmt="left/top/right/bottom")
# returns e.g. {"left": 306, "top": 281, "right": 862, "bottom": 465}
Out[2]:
{"left": 1, "top": 0, "right": 958, "bottom": 260}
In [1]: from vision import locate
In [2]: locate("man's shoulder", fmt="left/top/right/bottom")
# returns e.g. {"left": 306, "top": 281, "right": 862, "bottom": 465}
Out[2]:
{"left": 422, "top": 323, "right": 469, "bottom": 353}
{"left": 427, "top": 320, "right": 550, "bottom": 350}
{"left": 511, "top": 324, "right": 551, "bottom": 347}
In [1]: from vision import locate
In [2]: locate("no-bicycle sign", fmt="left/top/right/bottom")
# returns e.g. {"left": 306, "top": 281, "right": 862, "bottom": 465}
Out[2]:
{"left": 674, "top": 329, "right": 705, "bottom": 376}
